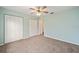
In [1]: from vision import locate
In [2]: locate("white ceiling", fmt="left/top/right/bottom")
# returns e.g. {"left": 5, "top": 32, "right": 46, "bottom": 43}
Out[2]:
{"left": 2, "top": 6, "right": 77, "bottom": 15}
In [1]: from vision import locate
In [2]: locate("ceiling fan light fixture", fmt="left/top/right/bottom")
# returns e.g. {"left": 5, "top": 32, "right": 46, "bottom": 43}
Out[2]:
{"left": 36, "top": 13, "right": 41, "bottom": 16}
{"left": 36, "top": 12, "right": 41, "bottom": 16}
{"left": 30, "top": 6, "right": 54, "bottom": 16}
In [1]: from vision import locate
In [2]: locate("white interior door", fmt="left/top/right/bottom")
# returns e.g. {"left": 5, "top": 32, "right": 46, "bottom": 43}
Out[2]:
{"left": 5, "top": 15, "right": 23, "bottom": 43}
{"left": 29, "top": 19, "right": 38, "bottom": 36}
{"left": 38, "top": 16, "right": 44, "bottom": 35}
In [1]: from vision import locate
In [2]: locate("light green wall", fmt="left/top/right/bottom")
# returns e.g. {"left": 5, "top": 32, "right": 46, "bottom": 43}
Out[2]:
{"left": 0, "top": 8, "right": 4, "bottom": 44}
{"left": 0, "top": 7, "right": 29, "bottom": 45}
{"left": 44, "top": 7, "right": 79, "bottom": 45}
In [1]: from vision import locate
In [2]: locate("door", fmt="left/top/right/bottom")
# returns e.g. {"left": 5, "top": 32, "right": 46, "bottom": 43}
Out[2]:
{"left": 5, "top": 15, "right": 23, "bottom": 43}
{"left": 29, "top": 19, "right": 39, "bottom": 36}
{"left": 38, "top": 16, "right": 44, "bottom": 35}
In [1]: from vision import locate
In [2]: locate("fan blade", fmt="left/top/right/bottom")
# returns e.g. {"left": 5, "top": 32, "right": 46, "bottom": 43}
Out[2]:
{"left": 30, "top": 8, "right": 36, "bottom": 10}
{"left": 44, "top": 11, "right": 48, "bottom": 13}
{"left": 42, "top": 6, "right": 47, "bottom": 9}
{"left": 42, "top": 7, "right": 48, "bottom": 12}
{"left": 50, "top": 12, "right": 54, "bottom": 14}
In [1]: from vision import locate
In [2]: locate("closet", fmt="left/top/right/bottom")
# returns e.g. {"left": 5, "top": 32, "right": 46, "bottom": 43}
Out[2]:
{"left": 5, "top": 15, "right": 23, "bottom": 43}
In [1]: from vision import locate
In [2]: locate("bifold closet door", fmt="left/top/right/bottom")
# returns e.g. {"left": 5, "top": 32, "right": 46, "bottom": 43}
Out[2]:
{"left": 5, "top": 15, "right": 23, "bottom": 43}
{"left": 29, "top": 19, "right": 38, "bottom": 36}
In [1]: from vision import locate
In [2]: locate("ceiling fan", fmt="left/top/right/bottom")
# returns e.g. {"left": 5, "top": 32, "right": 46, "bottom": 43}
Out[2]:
{"left": 30, "top": 6, "right": 54, "bottom": 16}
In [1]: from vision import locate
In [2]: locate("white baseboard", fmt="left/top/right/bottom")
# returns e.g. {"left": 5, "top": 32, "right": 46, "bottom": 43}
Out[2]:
{"left": 44, "top": 34, "right": 79, "bottom": 46}
{"left": 29, "top": 33, "right": 40, "bottom": 37}
{"left": 0, "top": 43, "right": 4, "bottom": 46}
{"left": 23, "top": 36, "right": 30, "bottom": 39}
{"left": 0, "top": 35, "right": 38, "bottom": 46}
{"left": 4, "top": 36, "right": 30, "bottom": 44}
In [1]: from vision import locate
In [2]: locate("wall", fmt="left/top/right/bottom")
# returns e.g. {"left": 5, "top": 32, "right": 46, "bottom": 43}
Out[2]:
{"left": 44, "top": 7, "right": 79, "bottom": 45}
{"left": 0, "top": 7, "right": 29, "bottom": 45}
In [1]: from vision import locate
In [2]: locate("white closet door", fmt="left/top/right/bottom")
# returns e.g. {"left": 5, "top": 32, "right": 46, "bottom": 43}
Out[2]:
{"left": 29, "top": 19, "right": 38, "bottom": 36}
{"left": 38, "top": 17, "right": 44, "bottom": 35}
{"left": 5, "top": 15, "right": 23, "bottom": 43}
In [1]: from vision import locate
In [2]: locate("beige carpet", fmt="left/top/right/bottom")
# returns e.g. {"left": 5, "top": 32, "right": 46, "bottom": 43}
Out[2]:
{"left": 0, "top": 35, "right": 79, "bottom": 53}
